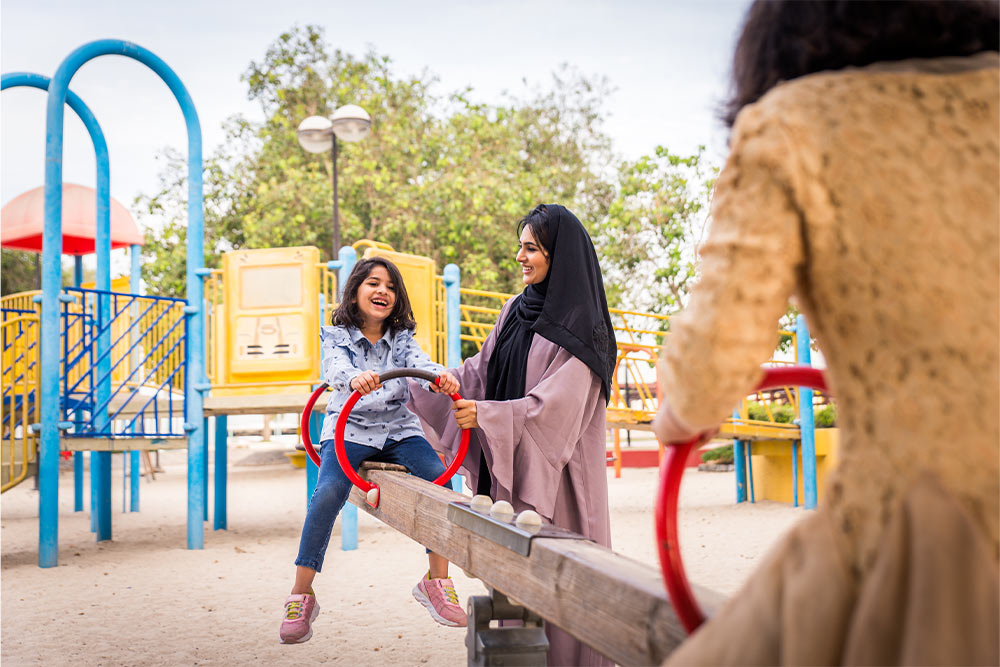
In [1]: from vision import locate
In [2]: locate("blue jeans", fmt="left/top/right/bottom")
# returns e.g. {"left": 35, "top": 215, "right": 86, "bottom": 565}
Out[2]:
{"left": 294, "top": 435, "right": 446, "bottom": 572}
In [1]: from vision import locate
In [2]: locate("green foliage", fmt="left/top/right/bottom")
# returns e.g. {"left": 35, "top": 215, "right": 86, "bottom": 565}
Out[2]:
{"left": 1, "top": 250, "right": 38, "bottom": 296}
{"left": 814, "top": 402, "right": 837, "bottom": 428}
{"left": 746, "top": 401, "right": 795, "bottom": 424}
{"left": 598, "top": 146, "right": 717, "bottom": 313}
{"left": 746, "top": 400, "right": 837, "bottom": 427}
{"left": 137, "top": 26, "right": 617, "bottom": 297}
{"left": 701, "top": 444, "right": 733, "bottom": 464}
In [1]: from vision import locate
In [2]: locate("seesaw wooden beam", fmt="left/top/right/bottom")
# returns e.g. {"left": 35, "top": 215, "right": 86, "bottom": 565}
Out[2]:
{"left": 348, "top": 463, "right": 726, "bottom": 666}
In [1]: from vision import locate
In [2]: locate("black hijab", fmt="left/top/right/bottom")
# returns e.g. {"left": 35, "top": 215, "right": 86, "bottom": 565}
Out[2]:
{"left": 486, "top": 204, "right": 616, "bottom": 402}
{"left": 479, "top": 205, "right": 616, "bottom": 495}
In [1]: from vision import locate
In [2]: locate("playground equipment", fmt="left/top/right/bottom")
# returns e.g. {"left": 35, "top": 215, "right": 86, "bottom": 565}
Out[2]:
{"left": 1, "top": 46, "right": 827, "bottom": 569}
{"left": 3, "top": 220, "right": 827, "bottom": 565}
{"left": 299, "top": 368, "right": 470, "bottom": 508}
{"left": 656, "top": 365, "right": 828, "bottom": 633}
{"left": 0, "top": 40, "right": 206, "bottom": 567}
{"left": 211, "top": 246, "right": 323, "bottom": 396}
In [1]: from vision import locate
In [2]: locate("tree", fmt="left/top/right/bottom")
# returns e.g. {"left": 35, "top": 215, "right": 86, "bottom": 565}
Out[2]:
{"left": 598, "top": 146, "right": 717, "bottom": 314}
{"left": 0, "top": 250, "right": 38, "bottom": 296}
{"left": 137, "top": 25, "right": 616, "bottom": 297}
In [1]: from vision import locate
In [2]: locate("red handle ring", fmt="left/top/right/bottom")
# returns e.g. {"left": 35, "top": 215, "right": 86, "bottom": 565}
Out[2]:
{"left": 300, "top": 368, "right": 470, "bottom": 508}
{"left": 656, "top": 366, "right": 828, "bottom": 633}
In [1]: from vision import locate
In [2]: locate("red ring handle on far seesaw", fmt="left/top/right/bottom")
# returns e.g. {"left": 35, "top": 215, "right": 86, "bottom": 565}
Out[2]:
{"left": 656, "top": 365, "right": 828, "bottom": 634}
{"left": 300, "top": 368, "right": 470, "bottom": 509}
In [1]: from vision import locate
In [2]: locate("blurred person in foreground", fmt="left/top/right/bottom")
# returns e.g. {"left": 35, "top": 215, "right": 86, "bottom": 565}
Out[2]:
{"left": 654, "top": 1, "right": 999, "bottom": 664}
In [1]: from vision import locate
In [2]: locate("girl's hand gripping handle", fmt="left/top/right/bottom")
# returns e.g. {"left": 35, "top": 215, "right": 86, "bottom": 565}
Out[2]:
{"left": 300, "top": 369, "right": 471, "bottom": 510}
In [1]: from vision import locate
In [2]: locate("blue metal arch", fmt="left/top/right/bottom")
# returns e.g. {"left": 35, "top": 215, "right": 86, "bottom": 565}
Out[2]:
{"left": 40, "top": 40, "right": 206, "bottom": 567}
{"left": 2, "top": 71, "right": 117, "bottom": 541}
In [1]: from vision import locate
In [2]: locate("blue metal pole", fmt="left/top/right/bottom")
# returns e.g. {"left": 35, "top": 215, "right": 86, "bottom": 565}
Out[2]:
{"left": 129, "top": 451, "right": 140, "bottom": 512}
{"left": 443, "top": 263, "right": 464, "bottom": 495}
{"left": 443, "top": 263, "right": 461, "bottom": 368}
{"left": 733, "top": 441, "right": 747, "bottom": 503}
{"left": 792, "top": 440, "right": 800, "bottom": 508}
{"left": 202, "top": 416, "right": 209, "bottom": 522}
{"left": 74, "top": 453, "right": 85, "bottom": 511}
{"left": 92, "top": 84, "right": 113, "bottom": 540}
{"left": 796, "top": 314, "right": 818, "bottom": 509}
{"left": 337, "top": 246, "right": 357, "bottom": 300}
{"left": 129, "top": 244, "right": 141, "bottom": 512}
{"left": 43, "top": 40, "right": 206, "bottom": 557}
{"left": 333, "top": 247, "right": 357, "bottom": 550}
{"left": 746, "top": 441, "right": 755, "bottom": 503}
{"left": 307, "top": 412, "right": 320, "bottom": 505}
{"left": 731, "top": 409, "right": 746, "bottom": 503}
{"left": 3, "top": 71, "right": 110, "bottom": 566}
{"left": 214, "top": 415, "right": 227, "bottom": 530}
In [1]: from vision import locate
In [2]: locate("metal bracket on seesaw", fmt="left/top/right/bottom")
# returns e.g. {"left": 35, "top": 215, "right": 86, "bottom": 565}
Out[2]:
{"left": 467, "top": 588, "right": 548, "bottom": 666}
{"left": 447, "top": 501, "right": 590, "bottom": 557}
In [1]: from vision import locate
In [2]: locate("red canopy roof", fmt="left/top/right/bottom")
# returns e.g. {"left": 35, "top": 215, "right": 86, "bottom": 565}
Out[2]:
{"left": 1, "top": 183, "right": 144, "bottom": 256}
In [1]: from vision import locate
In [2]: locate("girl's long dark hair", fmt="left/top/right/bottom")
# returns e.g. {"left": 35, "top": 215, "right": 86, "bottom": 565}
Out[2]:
{"left": 723, "top": 0, "right": 999, "bottom": 127}
{"left": 330, "top": 257, "right": 416, "bottom": 335}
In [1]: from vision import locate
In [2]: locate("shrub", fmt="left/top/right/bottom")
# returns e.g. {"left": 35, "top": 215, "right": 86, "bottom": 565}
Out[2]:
{"left": 815, "top": 403, "right": 837, "bottom": 428}
{"left": 747, "top": 401, "right": 769, "bottom": 421}
{"left": 772, "top": 404, "right": 795, "bottom": 424}
{"left": 701, "top": 444, "right": 734, "bottom": 464}
{"left": 746, "top": 401, "right": 795, "bottom": 423}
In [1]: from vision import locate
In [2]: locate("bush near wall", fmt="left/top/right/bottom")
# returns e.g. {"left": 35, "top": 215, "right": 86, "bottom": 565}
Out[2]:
{"left": 747, "top": 400, "right": 838, "bottom": 427}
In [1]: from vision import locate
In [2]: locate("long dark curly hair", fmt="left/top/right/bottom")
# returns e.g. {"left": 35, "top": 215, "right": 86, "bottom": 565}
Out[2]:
{"left": 723, "top": 0, "right": 999, "bottom": 127}
{"left": 331, "top": 257, "right": 416, "bottom": 335}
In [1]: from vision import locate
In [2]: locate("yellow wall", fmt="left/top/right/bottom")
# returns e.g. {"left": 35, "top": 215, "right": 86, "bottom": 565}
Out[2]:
{"left": 215, "top": 246, "right": 321, "bottom": 396}
{"left": 749, "top": 429, "right": 840, "bottom": 504}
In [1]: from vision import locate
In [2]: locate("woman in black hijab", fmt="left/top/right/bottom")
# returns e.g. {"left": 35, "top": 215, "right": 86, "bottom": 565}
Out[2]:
{"left": 410, "top": 203, "right": 616, "bottom": 666}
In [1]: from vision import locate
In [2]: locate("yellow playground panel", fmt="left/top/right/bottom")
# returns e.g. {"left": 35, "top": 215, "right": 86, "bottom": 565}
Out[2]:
{"left": 203, "top": 242, "right": 448, "bottom": 397}
{"left": 210, "top": 246, "right": 323, "bottom": 396}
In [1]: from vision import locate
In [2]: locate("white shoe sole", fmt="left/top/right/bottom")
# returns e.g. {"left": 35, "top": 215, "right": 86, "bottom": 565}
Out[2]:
{"left": 412, "top": 584, "right": 465, "bottom": 628}
{"left": 279, "top": 601, "right": 320, "bottom": 644}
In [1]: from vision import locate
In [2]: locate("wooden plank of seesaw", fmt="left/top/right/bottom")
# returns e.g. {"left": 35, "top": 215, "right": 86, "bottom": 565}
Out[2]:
{"left": 60, "top": 437, "right": 187, "bottom": 452}
{"left": 202, "top": 392, "right": 328, "bottom": 416}
{"left": 348, "top": 464, "right": 726, "bottom": 666}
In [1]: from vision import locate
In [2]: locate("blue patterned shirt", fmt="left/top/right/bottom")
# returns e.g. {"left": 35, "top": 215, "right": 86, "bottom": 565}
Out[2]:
{"left": 319, "top": 325, "right": 444, "bottom": 449}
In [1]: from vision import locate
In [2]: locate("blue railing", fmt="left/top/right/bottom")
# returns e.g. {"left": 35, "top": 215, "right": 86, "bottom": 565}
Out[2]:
{"left": 60, "top": 287, "right": 187, "bottom": 438}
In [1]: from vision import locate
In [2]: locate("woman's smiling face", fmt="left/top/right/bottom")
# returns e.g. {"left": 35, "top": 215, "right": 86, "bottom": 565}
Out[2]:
{"left": 516, "top": 226, "right": 550, "bottom": 285}
{"left": 356, "top": 265, "right": 396, "bottom": 327}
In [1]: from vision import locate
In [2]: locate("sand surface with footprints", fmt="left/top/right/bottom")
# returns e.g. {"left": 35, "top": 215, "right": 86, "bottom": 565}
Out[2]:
{"left": 2, "top": 441, "right": 807, "bottom": 665}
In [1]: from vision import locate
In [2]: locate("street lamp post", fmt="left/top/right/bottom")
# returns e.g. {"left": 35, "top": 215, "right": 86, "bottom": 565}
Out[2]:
{"left": 297, "top": 105, "right": 371, "bottom": 257}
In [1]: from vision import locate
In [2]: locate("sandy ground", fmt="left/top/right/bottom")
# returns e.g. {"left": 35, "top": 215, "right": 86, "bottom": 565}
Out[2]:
{"left": 1, "top": 441, "right": 808, "bottom": 665}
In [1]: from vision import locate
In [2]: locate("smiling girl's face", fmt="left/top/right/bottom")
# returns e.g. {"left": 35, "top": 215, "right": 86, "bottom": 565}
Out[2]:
{"left": 516, "top": 226, "right": 550, "bottom": 285}
{"left": 356, "top": 265, "right": 397, "bottom": 330}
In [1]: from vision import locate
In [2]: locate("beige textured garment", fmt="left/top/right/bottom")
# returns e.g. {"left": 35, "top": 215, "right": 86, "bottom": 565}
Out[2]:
{"left": 660, "top": 54, "right": 999, "bottom": 665}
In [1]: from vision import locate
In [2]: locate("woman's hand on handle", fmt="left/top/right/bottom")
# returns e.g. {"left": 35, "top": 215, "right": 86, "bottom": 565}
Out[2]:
{"left": 452, "top": 399, "right": 479, "bottom": 429}
{"left": 431, "top": 372, "right": 460, "bottom": 395}
{"left": 350, "top": 370, "right": 382, "bottom": 395}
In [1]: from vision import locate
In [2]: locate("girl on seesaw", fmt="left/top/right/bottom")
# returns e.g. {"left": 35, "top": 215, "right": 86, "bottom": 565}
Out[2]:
{"left": 280, "top": 256, "right": 464, "bottom": 645}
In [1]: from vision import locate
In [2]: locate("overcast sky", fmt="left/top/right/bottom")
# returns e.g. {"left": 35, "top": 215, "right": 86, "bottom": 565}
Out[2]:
{"left": 2, "top": 0, "right": 750, "bottom": 218}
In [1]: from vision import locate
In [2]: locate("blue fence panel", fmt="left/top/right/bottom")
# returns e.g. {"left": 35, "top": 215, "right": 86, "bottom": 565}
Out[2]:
{"left": 60, "top": 287, "right": 187, "bottom": 438}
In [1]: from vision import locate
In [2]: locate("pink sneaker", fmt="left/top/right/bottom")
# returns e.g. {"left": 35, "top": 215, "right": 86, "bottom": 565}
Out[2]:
{"left": 279, "top": 593, "right": 320, "bottom": 644}
{"left": 413, "top": 574, "right": 467, "bottom": 627}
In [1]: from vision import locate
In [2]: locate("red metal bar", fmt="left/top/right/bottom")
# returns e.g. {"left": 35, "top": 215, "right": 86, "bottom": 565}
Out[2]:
{"left": 656, "top": 365, "right": 828, "bottom": 633}
{"left": 300, "top": 368, "right": 471, "bottom": 508}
